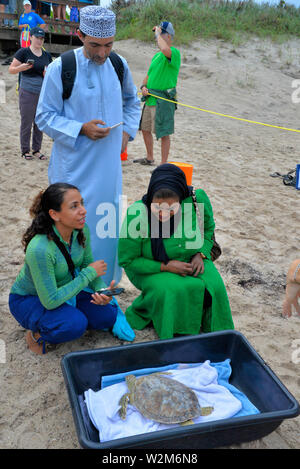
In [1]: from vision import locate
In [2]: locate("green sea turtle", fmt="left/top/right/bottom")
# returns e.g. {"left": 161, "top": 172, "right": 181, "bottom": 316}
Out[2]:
{"left": 118, "top": 373, "right": 214, "bottom": 425}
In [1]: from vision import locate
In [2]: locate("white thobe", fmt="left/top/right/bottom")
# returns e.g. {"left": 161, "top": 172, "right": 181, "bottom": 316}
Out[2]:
{"left": 36, "top": 47, "right": 141, "bottom": 284}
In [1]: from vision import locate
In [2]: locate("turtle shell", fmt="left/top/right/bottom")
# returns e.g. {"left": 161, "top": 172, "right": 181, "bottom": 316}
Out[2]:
{"left": 131, "top": 374, "right": 202, "bottom": 424}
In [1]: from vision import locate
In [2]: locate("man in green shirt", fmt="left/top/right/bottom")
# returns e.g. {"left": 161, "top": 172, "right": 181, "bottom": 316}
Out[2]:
{"left": 134, "top": 21, "right": 181, "bottom": 166}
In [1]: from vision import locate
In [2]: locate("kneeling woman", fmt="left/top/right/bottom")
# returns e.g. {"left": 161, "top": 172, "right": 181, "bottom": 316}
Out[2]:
{"left": 9, "top": 183, "right": 134, "bottom": 355}
{"left": 118, "top": 164, "right": 234, "bottom": 339}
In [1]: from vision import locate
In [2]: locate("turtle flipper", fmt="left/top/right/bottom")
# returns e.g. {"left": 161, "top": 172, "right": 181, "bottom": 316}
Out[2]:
{"left": 200, "top": 406, "right": 214, "bottom": 416}
{"left": 118, "top": 393, "right": 130, "bottom": 420}
{"left": 180, "top": 419, "right": 195, "bottom": 426}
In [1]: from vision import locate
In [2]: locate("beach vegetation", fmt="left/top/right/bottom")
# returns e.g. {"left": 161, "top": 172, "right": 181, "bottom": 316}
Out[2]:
{"left": 111, "top": 0, "right": 300, "bottom": 44}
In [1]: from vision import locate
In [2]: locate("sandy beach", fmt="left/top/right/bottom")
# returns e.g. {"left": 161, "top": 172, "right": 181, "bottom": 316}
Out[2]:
{"left": 0, "top": 36, "right": 299, "bottom": 449}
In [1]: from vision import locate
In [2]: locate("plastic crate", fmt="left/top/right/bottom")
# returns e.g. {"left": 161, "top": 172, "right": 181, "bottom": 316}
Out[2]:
{"left": 61, "top": 330, "right": 299, "bottom": 449}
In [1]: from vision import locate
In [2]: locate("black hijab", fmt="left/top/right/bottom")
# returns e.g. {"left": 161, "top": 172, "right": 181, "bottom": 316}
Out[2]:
{"left": 142, "top": 163, "right": 192, "bottom": 264}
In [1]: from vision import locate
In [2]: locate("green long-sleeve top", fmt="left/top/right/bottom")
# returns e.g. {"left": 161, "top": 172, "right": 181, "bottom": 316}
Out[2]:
{"left": 10, "top": 224, "right": 106, "bottom": 310}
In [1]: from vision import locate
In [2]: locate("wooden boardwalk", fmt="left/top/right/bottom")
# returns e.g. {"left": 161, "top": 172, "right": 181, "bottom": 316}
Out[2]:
{"left": 0, "top": 0, "right": 91, "bottom": 55}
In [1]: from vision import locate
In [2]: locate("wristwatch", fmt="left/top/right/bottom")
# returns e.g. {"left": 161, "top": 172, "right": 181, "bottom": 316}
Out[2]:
{"left": 200, "top": 252, "right": 206, "bottom": 259}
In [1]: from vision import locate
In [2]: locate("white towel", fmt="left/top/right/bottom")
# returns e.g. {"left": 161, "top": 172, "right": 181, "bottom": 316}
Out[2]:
{"left": 84, "top": 360, "right": 242, "bottom": 442}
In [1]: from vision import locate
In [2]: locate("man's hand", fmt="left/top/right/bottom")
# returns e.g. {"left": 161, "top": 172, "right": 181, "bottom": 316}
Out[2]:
{"left": 80, "top": 119, "right": 111, "bottom": 141}
{"left": 121, "top": 131, "right": 130, "bottom": 153}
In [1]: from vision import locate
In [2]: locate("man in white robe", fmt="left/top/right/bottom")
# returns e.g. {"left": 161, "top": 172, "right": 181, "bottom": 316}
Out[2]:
{"left": 36, "top": 6, "right": 141, "bottom": 285}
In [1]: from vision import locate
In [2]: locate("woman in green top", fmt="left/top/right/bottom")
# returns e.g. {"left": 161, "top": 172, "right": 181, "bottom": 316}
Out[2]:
{"left": 118, "top": 164, "right": 234, "bottom": 339}
{"left": 9, "top": 183, "right": 134, "bottom": 355}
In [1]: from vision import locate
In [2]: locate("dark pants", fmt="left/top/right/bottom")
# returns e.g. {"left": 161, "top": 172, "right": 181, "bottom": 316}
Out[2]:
{"left": 19, "top": 88, "right": 43, "bottom": 154}
{"left": 9, "top": 291, "right": 118, "bottom": 344}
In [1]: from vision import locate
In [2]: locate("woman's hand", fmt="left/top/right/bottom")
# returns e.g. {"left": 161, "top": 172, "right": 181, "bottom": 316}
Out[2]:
{"left": 89, "top": 259, "right": 107, "bottom": 277}
{"left": 8, "top": 58, "right": 33, "bottom": 75}
{"left": 161, "top": 260, "right": 193, "bottom": 277}
{"left": 190, "top": 253, "right": 204, "bottom": 276}
{"left": 19, "top": 62, "right": 34, "bottom": 72}
{"left": 90, "top": 280, "right": 115, "bottom": 306}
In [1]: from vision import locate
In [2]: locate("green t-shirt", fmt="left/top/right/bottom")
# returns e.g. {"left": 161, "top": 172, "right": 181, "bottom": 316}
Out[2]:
{"left": 146, "top": 46, "right": 181, "bottom": 106}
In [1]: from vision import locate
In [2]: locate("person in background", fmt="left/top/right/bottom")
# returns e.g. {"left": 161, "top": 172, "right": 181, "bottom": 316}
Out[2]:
{"left": 282, "top": 259, "right": 300, "bottom": 318}
{"left": 18, "top": 0, "right": 45, "bottom": 44}
{"left": 8, "top": 183, "right": 135, "bottom": 355}
{"left": 36, "top": 6, "right": 141, "bottom": 286}
{"left": 133, "top": 21, "right": 180, "bottom": 167}
{"left": 4, "top": 0, "right": 16, "bottom": 27}
{"left": 9, "top": 27, "right": 52, "bottom": 160}
{"left": 0, "top": 0, "right": 9, "bottom": 26}
{"left": 118, "top": 163, "right": 234, "bottom": 339}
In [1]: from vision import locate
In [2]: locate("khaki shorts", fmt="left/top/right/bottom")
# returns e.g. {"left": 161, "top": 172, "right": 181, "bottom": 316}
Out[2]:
{"left": 140, "top": 105, "right": 156, "bottom": 133}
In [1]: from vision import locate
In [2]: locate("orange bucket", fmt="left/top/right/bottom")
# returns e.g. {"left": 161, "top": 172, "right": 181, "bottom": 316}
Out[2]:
{"left": 121, "top": 148, "right": 128, "bottom": 161}
{"left": 169, "top": 162, "right": 193, "bottom": 185}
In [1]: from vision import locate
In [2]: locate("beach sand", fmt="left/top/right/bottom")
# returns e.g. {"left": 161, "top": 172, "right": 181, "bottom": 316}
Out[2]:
{"left": 0, "top": 37, "right": 299, "bottom": 449}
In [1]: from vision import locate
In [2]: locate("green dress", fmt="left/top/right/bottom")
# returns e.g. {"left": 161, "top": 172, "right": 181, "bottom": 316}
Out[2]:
{"left": 118, "top": 189, "right": 234, "bottom": 339}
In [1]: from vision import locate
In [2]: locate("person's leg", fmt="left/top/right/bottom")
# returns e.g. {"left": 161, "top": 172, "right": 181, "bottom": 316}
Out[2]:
{"left": 141, "top": 130, "right": 154, "bottom": 162}
{"left": 76, "top": 290, "right": 117, "bottom": 330}
{"left": 9, "top": 293, "right": 88, "bottom": 347}
{"left": 19, "top": 88, "right": 34, "bottom": 157}
{"left": 31, "top": 92, "right": 44, "bottom": 156}
{"left": 0, "top": 5, "right": 5, "bottom": 26}
{"left": 160, "top": 135, "right": 170, "bottom": 164}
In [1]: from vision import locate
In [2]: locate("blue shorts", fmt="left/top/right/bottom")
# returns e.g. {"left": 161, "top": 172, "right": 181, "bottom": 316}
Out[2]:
{"left": 9, "top": 290, "right": 118, "bottom": 344}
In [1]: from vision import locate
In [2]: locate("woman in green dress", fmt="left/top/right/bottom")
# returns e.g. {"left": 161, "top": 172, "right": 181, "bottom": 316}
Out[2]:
{"left": 118, "top": 164, "right": 234, "bottom": 339}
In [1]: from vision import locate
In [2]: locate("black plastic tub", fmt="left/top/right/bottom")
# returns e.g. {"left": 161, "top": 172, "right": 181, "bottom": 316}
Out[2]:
{"left": 60, "top": 330, "right": 299, "bottom": 449}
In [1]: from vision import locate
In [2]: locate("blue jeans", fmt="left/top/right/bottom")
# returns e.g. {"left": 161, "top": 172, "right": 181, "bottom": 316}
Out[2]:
{"left": 9, "top": 290, "right": 118, "bottom": 344}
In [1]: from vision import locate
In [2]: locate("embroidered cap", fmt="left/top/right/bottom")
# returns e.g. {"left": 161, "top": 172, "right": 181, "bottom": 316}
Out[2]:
{"left": 160, "top": 21, "right": 175, "bottom": 37}
{"left": 80, "top": 6, "right": 116, "bottom": 38}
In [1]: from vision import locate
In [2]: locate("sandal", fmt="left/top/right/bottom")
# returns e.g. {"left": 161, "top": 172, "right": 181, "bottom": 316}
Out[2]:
{"left": 25, "top": 331, "right": 56, "bottom": 355}
{"left": 133, "top": 157, "right": 155, "bottom": 165}
{"left": 32, "top": 151, "right": 47, "bottom": 160}
{"left": 21, "top": 152, "right": 33, "bottom": 160}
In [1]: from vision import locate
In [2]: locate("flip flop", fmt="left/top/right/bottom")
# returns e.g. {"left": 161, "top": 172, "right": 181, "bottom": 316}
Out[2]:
{"left": 32, "top": 151, "right": 47, "bottom": 160}
{"left": 133, "top": 157, "right": 155, "bottom": 165}
{"left": 21, "top": 152, "right": 33, "bottom": 160}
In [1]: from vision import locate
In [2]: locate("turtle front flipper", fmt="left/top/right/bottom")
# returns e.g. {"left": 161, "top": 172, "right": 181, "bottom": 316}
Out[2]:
{"left": 200, "top": 406, "right": 214, "bottom": 416}
{"left": 118, "top": 393, "right": 130, "bottom": 420}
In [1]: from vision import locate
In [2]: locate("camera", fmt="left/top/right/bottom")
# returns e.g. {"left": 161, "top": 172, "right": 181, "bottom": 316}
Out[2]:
{"left": 27, "top": 59, "right": 34, "bottom": 65}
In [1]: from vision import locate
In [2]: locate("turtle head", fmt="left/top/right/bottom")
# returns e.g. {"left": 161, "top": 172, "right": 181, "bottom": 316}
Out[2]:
{"left": 125, "top": 374, "right": 136, "bottom": 391}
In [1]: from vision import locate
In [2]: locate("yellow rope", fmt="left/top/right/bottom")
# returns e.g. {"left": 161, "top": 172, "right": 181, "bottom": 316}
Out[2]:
{"left": 141, "top": 92, "right": 300, "bottom": 134}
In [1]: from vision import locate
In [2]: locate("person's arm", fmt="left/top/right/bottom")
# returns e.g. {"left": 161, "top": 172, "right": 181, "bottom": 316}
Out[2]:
{"left": 140, "top": 74, "right": 149, "bottom": 97}
{"left": 154, "top": 26, "right": 172, "bottom": 59}
{"left": 120, "top": 56, "right": 141, "bottom": 146}
{"left": 36, "top": 58, "right": 110, "bottom": 146}
{"left": 195, "top": 189, "right": 215, "bottom": 259}
{"left": 25, "top": 240, "right": 99, "bottom": 310}
{"left": 35, "top": 58, "right": 85, "bottom": 149}
{"left": 9, "top": 57, "right": 33, "bottom": 75}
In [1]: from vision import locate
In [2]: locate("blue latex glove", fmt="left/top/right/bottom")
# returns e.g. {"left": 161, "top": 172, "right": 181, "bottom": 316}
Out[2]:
{"left": 111, "top": 297, "right": 135, "bottom": 342}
